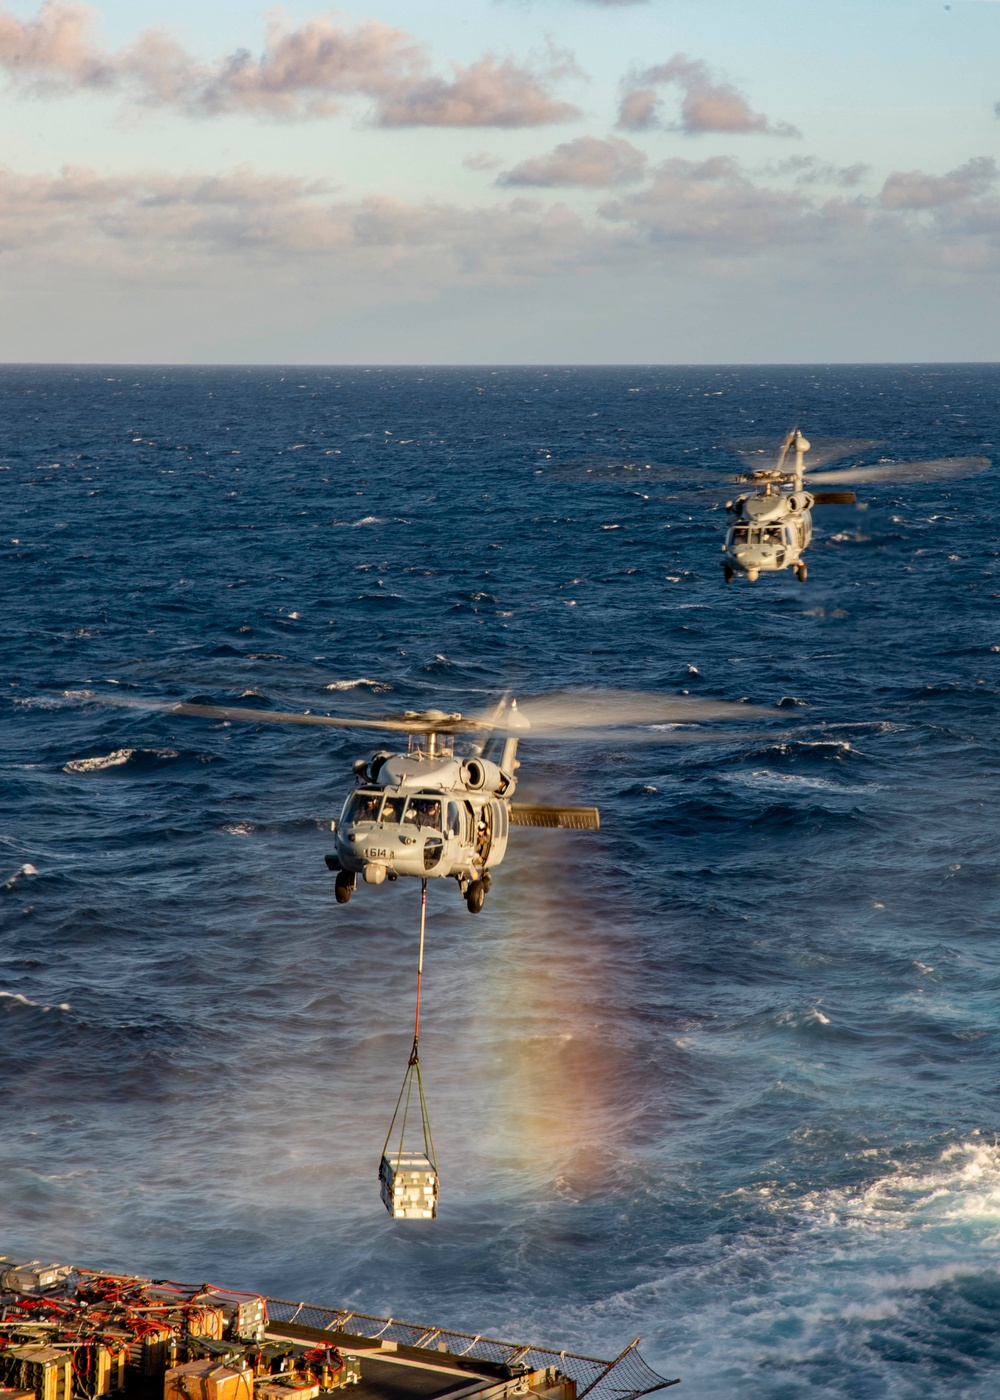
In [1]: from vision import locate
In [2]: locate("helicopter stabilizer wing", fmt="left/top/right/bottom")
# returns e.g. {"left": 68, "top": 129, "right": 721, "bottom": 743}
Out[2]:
{"left": 509, "top": 804, "right": 600, "bottom": 830}
{"left": 811, "top": 490, "right": 857, "bottom": 505}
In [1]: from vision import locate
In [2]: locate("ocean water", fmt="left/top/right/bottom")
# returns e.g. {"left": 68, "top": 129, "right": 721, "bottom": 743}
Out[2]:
{"left": 1, "top": 364, "right": 999, "bottom": 1399}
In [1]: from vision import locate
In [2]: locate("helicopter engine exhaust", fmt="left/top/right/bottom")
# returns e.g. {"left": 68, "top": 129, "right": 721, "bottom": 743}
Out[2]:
{"left": 461, "top": 758, "right": 507, "bottom": 792}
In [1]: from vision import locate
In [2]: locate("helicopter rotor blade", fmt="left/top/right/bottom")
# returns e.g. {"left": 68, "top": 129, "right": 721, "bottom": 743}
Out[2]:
{"left": 508, "top": 688, "right": 774, "bottom": 740}
{"left": 96, "top": 695, "right": 485, "bottom": 735}
{"left": 94, "top": 688, "right": 778, "bottom": 744}
{"left": 806, "top": 455, "right": 990, "bottom": 487}
{"left": 730, "top": 437, "right": 882, "bottom": 473}
{"left": 546, "top": 455, "right": 712, "bottom": 483}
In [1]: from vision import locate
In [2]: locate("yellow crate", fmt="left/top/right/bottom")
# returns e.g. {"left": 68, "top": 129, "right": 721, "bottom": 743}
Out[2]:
{"left": 8, "top": 1347, "right": 72, "bottom": 1400}
{"left": 164, "top": 1360, "right": 253, "bottom": 1400}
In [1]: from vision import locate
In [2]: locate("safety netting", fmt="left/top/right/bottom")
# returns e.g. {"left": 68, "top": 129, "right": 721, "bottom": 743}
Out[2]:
{"left": 265, "top": 1299, "right": 677, "bottom": 1400}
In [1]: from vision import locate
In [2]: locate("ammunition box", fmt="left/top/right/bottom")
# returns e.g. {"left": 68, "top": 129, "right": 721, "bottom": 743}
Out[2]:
{"left": 164, "top": 1361, "right": 252, "bottom": 1400}
{"left": 5, "top": 1348, "right": 72, "bottom": 1400}
{"left": 255, "top": 1385, "right": 319, "bottom": 1400}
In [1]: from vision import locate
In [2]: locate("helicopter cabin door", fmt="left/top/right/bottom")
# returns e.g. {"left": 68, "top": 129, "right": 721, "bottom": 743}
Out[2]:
{"left": 473, "top": 802, "right": 493, "bottom": 868}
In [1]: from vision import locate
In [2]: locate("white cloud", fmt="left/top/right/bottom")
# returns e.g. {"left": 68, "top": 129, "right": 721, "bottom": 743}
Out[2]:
{"left": 498, "top": 136, "right": 647, "bottom": 187}
{"left": 879, "top": 157, "right": 997, "bottom": 210}
{"left": 0, "top": 2, "right": 579, "bottom": 126}
{"left": 617, "top": 54, "right": 799, "bottom": 137}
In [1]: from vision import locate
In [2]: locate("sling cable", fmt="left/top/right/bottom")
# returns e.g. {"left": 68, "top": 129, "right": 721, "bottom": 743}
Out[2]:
{"left": 379, "top": 879, "right": 439, "bottom": 1218}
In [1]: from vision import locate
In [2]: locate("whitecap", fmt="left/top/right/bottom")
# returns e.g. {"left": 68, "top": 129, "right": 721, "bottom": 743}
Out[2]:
{"left": 728, "top": 768, "right": 876, "bottom": 794}
{"left": 325, "top": 679, "right": 392, "bottom": 693}
{"left": 0, "top": 990, "right": 71, "bottom": 1012}
{"left": 2, "top": 863, "right": 38, "bottom": 890}
{"left": 64, "top": 748, "right": 178, "bottom": 774}
{"left": 221, "top": 822, "right": 257, "bottom": 836}
{"left": 775, "top": 1007, "right": 831, "bottom": 1028}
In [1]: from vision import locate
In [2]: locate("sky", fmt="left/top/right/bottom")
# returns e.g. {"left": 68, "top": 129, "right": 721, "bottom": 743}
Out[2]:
{"left": 0, "top": 0, "right": 998, "bottom": 362}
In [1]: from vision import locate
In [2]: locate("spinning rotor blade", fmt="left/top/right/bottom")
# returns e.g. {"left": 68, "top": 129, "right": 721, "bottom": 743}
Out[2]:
{"left": 546, "top": 455, "right": 710, "bottom": 483}
{"left": 806, "top": 455, "right": 990, "bottom": 487}
{"left": 510, "top": 689, "right": 772, "bottom": 739}
{"left": 731, "top": 437, "right": 881, "bottom": 474}
{"left": 96, "top": 688, "right": 775, "bottom": 744}
{"left": 98, "top": 695, "right": 489, "bottom": 735}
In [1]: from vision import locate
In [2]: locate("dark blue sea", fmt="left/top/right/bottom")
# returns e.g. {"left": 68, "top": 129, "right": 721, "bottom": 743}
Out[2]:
{"left": 2, "top": 365, "right": 999, "bottom": 1399}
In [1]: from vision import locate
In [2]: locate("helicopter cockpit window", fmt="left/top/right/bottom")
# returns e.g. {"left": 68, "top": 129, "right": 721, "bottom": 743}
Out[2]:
{"left": 730, "top": 526, "right": 749, "bottom": 542}
{"left": 343, "top": 789, "right": 382, "bottom": 823}
{"left": 403, "top": 797, "right": 442, "bottom": 831}
{"left": 380, "top": 795, "right": 406, "bottom": 824}
{"left": 762, "top": 527, "right": 784, "bottom": 546}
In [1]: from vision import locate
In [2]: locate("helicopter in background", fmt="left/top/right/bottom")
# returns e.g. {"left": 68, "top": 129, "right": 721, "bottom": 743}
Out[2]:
{"left": 103, "top": 690, "right": 772, "bottom": 913}
{"left": 721, "top": 429, "right": 990, "bottom": 583}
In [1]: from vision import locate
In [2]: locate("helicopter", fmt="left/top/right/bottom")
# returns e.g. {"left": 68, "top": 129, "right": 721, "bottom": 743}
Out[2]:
{"left": 102, "top": 689, "right": 772, "bottom": 914}
{"left": 721, "top": 429, "right": 990, "bottom": 583}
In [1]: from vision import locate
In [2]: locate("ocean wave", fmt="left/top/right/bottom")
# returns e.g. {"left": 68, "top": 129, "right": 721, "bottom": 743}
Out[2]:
{"left": 325, "top": 679, "right": 393, "bottom": 693}
{"left": 727, "top": 768, "right": 880, "bottom": 794}
{"left": 799, "top": 1137, "right": 1000, "bottom": 1234}
{"left": 63, "top": 748, "right": 179, "bottom": 774}
{"left": 0, "top": 990, "right": 71, "bottom": 1013}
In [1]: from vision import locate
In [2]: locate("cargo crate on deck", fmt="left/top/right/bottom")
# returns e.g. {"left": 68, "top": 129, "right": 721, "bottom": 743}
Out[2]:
{"left": 379, "top": 1152, "right": 438, "bottom": 1219}
{"left": 164, "top": 1360, "right": 252, "bottom": 1400}
{"left": 4, "top": 1348, "right": 71, "bottom": 1400}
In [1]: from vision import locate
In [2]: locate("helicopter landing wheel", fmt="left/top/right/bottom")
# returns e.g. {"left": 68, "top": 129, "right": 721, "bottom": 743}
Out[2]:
{"left": 481, "top": 871, "right": 492, "bottom": 894}
{"left": 723, "top": 565, "right": 734, "bottom": 584}
{"left": 796, "top": 561, "right": 808, "bottom": 582}
{"left": 335, "top": 871, "right": 355, "bottom": 904}
{"left": 466, "top": 879, "right": 486, "bottom": 914}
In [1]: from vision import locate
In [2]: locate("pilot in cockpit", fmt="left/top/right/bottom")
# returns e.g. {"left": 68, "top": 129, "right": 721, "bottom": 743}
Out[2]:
{"left": 403, "top": 798, "right": 442, "bottom": 831}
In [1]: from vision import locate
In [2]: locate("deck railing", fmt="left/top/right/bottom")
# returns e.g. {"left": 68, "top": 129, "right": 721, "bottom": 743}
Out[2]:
{"left": 264, "top": 1298, "right": 677, "bottom": 1400}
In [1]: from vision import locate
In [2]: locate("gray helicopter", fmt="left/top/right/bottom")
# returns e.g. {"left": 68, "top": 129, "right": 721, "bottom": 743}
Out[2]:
{"left": 721, "top": 429, "right": 990, "bottom": 583}
{"left": 108, "top": 689, "right": 770, "bottom": 913}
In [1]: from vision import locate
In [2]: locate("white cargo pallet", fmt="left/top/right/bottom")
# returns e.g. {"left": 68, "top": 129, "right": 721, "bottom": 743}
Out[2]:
{"left": 379, "top": 1152, "right": 438, "bottom": 1219}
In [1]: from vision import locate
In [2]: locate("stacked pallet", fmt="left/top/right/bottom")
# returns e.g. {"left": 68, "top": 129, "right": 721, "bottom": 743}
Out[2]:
{"left": 0, "top": 1262, "right": 358, "bottom": 1400}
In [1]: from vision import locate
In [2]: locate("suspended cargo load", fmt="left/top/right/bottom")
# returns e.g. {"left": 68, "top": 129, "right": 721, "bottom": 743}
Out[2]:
{"left": 379, "top": 1151, "right": 438, "bottom": 1220}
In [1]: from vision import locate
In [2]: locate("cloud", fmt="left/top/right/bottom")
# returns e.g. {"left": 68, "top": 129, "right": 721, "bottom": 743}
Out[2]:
{"left": 0, "top": 2, "right": 578, "bottom": 125}
{"left": 764, "top": 155, "right": 869, "bottom": 187}
{"left": 617, "top": 54, "right": 799, "bottom": 137}
{"left": 374, "top": 54, "right": 580, "bottom": 127}
{"left": 0, "top": 162, "right": 610, "bottom": 281}
{"left": 599, "top": 155, "right": 813, "bottom": 245}
{"left": 463, "top": 152, "right": 503, "bottom": 172}
{"left": 879, "top": 157, "right": 997, "bottom": 210}
{"left": 0, "top": 0, "right": 116, "bottom": 87}
{"left": 498, "top": 135, "right": 646, "bottom": 187}
{"left": 3, "top": 153, "right": 1000, "bottom": 297}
